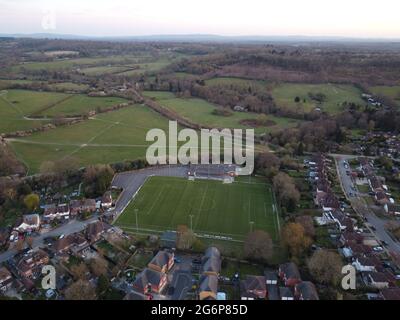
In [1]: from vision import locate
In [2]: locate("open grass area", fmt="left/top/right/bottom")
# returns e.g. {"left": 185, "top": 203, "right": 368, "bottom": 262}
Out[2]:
{"left": 143, "top": 91, "right": 302, "bottom": 134}
{"left": 80, "top": 65, "right": 135, "bottom": 76}
{"left": 369, "top": 85, "right": 400, "bottom": 107}
{"left": 271, "top": 83, "right": 364, "bottom": 114}
{"left": 37, "top": 95, "right": 128, "bottom": 117}
{"left": 9, "top": 105, "right": 172, "bottom": 174}
{"left": 115, "top": 176, "right": 281, "bottom": 241}
{"left": 0, "top": 89, "right": 129, "bottom": 118}
{"left": 9, "top": 55, "right": 150, "bottom": 72}
{"left": 0, "top": 96, "right": 49, "bottom": 134}
{"left": 116, "top": 60, "right": 171, "bottom": 76}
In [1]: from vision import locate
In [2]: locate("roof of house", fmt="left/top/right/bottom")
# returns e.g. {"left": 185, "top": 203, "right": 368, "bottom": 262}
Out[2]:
{"left": 380, "top": 288, "right": 400, "bottom": 300}
{"left": 341, "top": 231, "right": 364, "bottom": 244}
{"left": 386, "top": 203, "right": 400, "bottom": 212}
{"left": 149, "top": 250, "right": 173, "bottom": 268}
{"left": 199, "top": 274, "right": 218, "bottom": 293}
{"left": 279, "top": 262, "right": 301, "bottom": 280}
{"left": 296, "top": 281, "right": 319, "bottom": 300}
{"left": 240, "top": 276, "right": 266, "bottom": 293}
{"left": 369, "top": 272, "right": 389, "bottom": 283}
{"left": 204, "top": 247, "right": 221, "bottom": 260}
{"left": 0, "top": 267, "right": 12, "bottom": 281}
{"left": 375, "top": 191, "right": 388, "bottom": 201}
{"left": 266, "top": 284, "right": 279, "bottom": 300}
{"left": 133, "top": 268, "right": 164, "bottom": 290}
{"left": 85, "top": 221, "right": 110, "bottom": 241}
{"left": 102, "top": 191, "right": 112, "bottom": 203}
{"left": 370, "top": 176, "right": 382, "bottom": 189}
{"left": 202, "top": 256, "right": 221, "bottom": 275}
{"left": 54, "top": 233, "right": 88, "bottom": 252}
{"left": 264, "top": 270, "right": 278, "bottom": 281}
{"left": 279, "top": 286, "right": 294, "bottom": 298}
{"left": 321, "top": 193, "right": 340, "bottom": 209}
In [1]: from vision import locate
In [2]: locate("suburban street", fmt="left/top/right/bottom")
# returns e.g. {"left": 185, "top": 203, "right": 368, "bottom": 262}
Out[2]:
{"left": 334, "top": 156, "right": 400, "bottom": 256}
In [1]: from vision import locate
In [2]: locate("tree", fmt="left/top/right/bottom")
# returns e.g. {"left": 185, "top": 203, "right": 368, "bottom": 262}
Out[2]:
{"left": 70, "top": 263, "right": 89, "bottom": 280}
{"left": 273, "top": 173, "right": 300, "bottom": 212}
{"left": 308, "top": 250, "right": 343, "bottom": 285}
{"left": 294, "top": 96, "right": 301, "bottom": 103}
{"left": 89, "top": 258, "right": 108, "bottom": 277}
{"left": 281, "top": 223, "right": 311, "bottom": 257}
{"left": 243, "top": 230, "right": 273, "bottom": 262}
{"left": 295, "top": 215, "right": 315, "bottom": 238}
{"left": 23, "top": 194, "right": 40, "bottom": 211}
{"left": 65, "top": 280, "right": 97, "bottom": 300}
{"left": 176, "top": 225, "right": 195, "bottom": 250}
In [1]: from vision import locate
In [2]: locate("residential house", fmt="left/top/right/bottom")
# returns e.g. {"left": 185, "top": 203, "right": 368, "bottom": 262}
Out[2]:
{"left": 329, "top": 211, "right": 354, "bottom": 231}
{"left": 0, "top": 267, "right": 13, "bottom": 293}
{"left": 16, "top": 249, "right": 49, "bottom": 278}
{"left": 380, "top": 287, "right": 400, "bottom": 300}
{"left": 15, "top": 214, "right": 40, "bottom": 233}
{"left": 101, "top": 192, "right": 113, "bottom": 209}
{"left": 201, "top": 247, "right": 221, "bottom": 276}
{"left": 133, "top": 268, "right": 167, "bottom": 294}
{"left": 0, "top": 227, "right": 9, "bottom": 247}
{"left": 346, "top": 243, "right": 373, "bottom": 257}
{"left": 375, "top": 191, "right": 390, "bottom": 205}
{"left": 266, "top": 284, "right": 280, "bottom": 300}
{"left": 367, "top": 272, "right": 390, "bottom": 289}
{"left": 160, "top": 231, "right": 177, "bottom": 249}
{"left": 340, "top": 231, "right": 364, "bottom": 247}
{"left": 320, "top": 193, "right": 340, "bottom": 211}
{"left": 369, "top": 176, "right": 383, "bottom": 193}
{"left": 85, "top": 221, "right": 111, "bottom": 243}
{"left": 264, "top": 271, "right": 278, "bottom": 285}
{"left": 240, "top": 275, "right": 267, "bottom": 300}
{"left": 70, "top": 199, "right": 97, "bottom": 215}
{"left": 279, "top": 262, "right": 301, "bottom": 287}
{"left": 54, "top": 233, "right": 89, "bottom": 256}
{"left": 123, "top": 291, "right": 151, "bottom": 300}
{"left": 352, "top": 257, "right": 377, "bottom": 272}
{"left": 295, "top": 281, "right": 319, "bottom": 300}
{"left": 279, "top": 287, "right": 294, "bottom": 300}
{"left": 43, "top": 204, "right": 70, "bottom": 220}
{"left": 384, "top": 203, "right": 400, "bottom": 216}
{"left": 199, "top": 274, "right": 218, "bottom": 300}
{"left": 147, "top": 250, "right": 174, "bottom": 273}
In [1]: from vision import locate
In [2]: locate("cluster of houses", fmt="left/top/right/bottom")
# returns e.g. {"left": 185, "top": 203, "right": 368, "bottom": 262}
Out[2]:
{"left": 0, "top": 219, "right": 117, "bottom": 297}
{"left": 358, "top": 157, "right": 400, "bottom": 216}
{"left": 240, "top": 262, "right": 319, "bottom": 300}
{"left": 356, "top": 131, "right": 400, "bottom": 160}
{"left": 8, "top": 191, "right": 114, "bottom": 244}
{"left": 307, "top": 154, "right": 400, "bottom": 299}
{"left": 361, "top": 93, "right": 383, "bottom": 108}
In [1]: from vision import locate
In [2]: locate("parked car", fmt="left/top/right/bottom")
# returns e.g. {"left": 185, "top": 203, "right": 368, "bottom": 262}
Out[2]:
{"left": 373, "top": 246, "right": 384, "bottom": 252}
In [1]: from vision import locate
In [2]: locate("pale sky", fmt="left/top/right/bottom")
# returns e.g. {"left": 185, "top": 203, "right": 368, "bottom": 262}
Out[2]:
{"left": 0, "top": 0, "right": 399, "bottom": 38}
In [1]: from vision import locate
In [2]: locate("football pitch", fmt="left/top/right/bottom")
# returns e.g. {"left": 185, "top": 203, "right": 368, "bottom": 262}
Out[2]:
{"left": 115, "top": 176, "right": 281, "bottom": 241}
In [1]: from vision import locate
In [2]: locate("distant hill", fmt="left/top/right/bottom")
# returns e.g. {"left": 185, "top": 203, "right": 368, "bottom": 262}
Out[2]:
{"left": 1, "top": 33, "right": 400, "bottom": 43}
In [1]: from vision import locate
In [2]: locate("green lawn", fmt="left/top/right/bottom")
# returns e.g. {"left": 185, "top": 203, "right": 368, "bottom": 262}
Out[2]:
{"left": 143, "top": 91, "right": 302, "bottom": 134}
{"left": 369, "top": 86, "right": 400, "bottom": 107}
{"left": 271, "top": 83, "right": 365, "bottom": 114}
{"left": 115, "top": 176, "right": 281, "bottom": 241}
{"left": 37, "top": 95, "right": 129, "bottom": 117}
{"left": 9, "top": 105, "right": 172, "bottom": 174}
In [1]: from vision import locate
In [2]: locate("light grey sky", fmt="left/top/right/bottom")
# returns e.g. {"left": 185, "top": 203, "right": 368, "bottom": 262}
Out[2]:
{"left": 1, "top": 0, "right": 399, "bottom": 38}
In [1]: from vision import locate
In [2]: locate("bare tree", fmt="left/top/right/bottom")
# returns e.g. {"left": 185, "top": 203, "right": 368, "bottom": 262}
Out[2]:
{"left": 65, "top": 280, "right": 97, "bottom": 300}
{"left": 308, "top": 250, "right": 343, "bottom": 285}
{"left": 281, "top": 223, "right": 311, "bottom": 257}
{"left": 244, "top": 230, "right": 273, "bottom": 262}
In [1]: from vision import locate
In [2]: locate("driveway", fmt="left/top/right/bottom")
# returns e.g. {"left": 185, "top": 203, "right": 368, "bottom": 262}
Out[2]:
{"left": 334, "top": 156, "right": 400, "bottom": 256}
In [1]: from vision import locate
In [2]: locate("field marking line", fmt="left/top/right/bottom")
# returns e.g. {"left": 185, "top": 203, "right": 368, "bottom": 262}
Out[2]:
{"left": 62, "top": 121, "right": 117, "bottom": 159}
{"left": 193, "top": 183, "right": 209, "bottom": 232}
{"left": 145, "top": 185, "right": 165, "bottom": 216}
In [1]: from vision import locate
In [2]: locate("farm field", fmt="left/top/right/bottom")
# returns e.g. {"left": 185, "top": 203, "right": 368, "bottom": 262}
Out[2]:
{"left": 0, "top": 89, "right": 129, "bottom": 118}
{"left": 271, "top": 83, "right": 365, "bottom": 113}
{"left": 143, "top": 91, "right": 302, "bottom": 134}
{"left": 80, "top": 65, "right": 135, "bottom": 76}
{"left": 116, "top": 60, "right": 171, "bottom": 76}
{"left": 0, "top": 96, "right": 49, "bottom": 134}
{"left": 115, "top": 176, "right": 280, "bottom": 241}
{"left": 36, "top": 95, "right": 129, "bottom": 117}
{"left": 9, "top": 55, "right": 150, "bottom": 72}
{"left": 9, "top": 105, "right": 173, "bottom": 174}
{"left": 369, "top": 86, "right": 400, "bottom": 107}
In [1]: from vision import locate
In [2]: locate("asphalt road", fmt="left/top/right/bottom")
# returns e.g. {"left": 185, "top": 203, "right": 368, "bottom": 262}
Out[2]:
{"left": 334, "top": 156, "right": 400, "bottom": 255}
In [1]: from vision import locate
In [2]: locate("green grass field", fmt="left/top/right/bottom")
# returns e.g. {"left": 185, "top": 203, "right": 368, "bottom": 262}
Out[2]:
{"left": 369, "top": 86, "right": 400, "bottom": 107}
{"left": 205, "top": 77, "right": 266, "bottom": 89}
{"left": 115, "top": 176, "right": 280, "bottom": 241}
{"left": 9, "top": 105, "right": 172, "bottom": 174}
{"left": 143, "top": 91, "right": 302, "bottom": 134}
{"left": 271, "top": 83, "right": 364, "bottom": 114}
